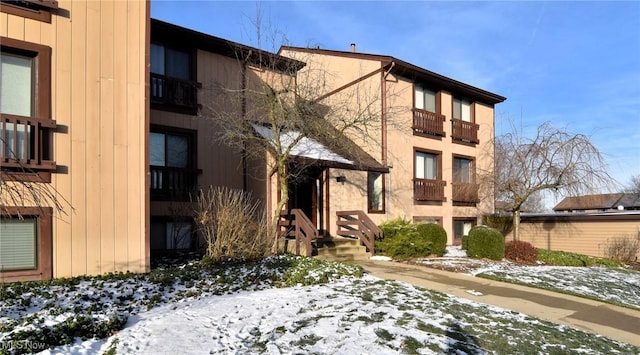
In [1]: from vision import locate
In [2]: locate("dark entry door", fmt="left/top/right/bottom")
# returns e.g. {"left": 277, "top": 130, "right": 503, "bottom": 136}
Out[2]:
{"left": 288, "top": 166, "right": 324, "bottom": 226}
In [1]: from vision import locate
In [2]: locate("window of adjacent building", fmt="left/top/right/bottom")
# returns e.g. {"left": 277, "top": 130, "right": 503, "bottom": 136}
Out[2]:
{"left": 415, "top": 151, "right": 438, "bottom": 180}
{"left": 453, "top": 98, "right": 472, "bottom": 122}
{"left": 150, "top": 43, "right": 191, "bottom": 80}
{"left": 151, "top": 220, "right": 193, "bottom": 250}
{"left": 453, "top": 219, "right": 475, "bottom": 243}
{"left": 367, "top": 172, "right": 384, "bottom": 213}
{"left": 415, "top": 85, "right": 437, "bottom": 113}
{"left": 1, "top": 37, "right": 54, "bottom": 179}
{"left": 453, "top": 157, "right": 473, "bottom": 183}
{"left": 0, "top": 207, "right": 52, "bottom": 281}
{"left": 0, "top": 0, "right": 59, "bottom": 23}
{"left": 150, "top": 126, "right": 197, "bottom": 200}
{"left": 0, "top": 217, "right": 37, "bottom": 271}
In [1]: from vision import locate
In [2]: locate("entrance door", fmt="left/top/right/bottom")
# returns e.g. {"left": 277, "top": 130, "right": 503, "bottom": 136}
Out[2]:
{"left": 288, "top": 166, "right": 324, "bottom": 227}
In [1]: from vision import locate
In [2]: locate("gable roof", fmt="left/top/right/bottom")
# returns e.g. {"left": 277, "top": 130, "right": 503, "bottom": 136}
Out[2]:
{"left": 151, "top": 19, "right": 305, "bottom": 73}
{"left": 279, "top": 46, "right": 506, "bottom": 105}
{"left": 553, "top": 193, "right": 640, "bottom": 212}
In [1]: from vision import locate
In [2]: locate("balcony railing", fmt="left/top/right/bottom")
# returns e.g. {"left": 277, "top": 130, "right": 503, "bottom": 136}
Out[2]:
{"left": 1, "top": 114, "right": 56, "bottom": 170}
{"left": 412, "top": 108, "right": 445, "bottom": 137}
{"left": 150, "top": 166, "right": 200, "bottom": 200}
{"left": 413, "top": 178, "right": 446, "bottom": 201}
{"left": 451, "top": 118, "right": 479, "bottom": 144}
{"left": 452, "top": 182, "right": 479, "bottom": 204}
{"left": 150, "top": 73, "right": 199, "bottom": 110}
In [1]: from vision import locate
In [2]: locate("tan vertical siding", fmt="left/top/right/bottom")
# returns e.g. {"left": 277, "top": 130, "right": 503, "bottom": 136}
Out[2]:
{"left": 2, "top": 0, "right": 149, "bottom": 278}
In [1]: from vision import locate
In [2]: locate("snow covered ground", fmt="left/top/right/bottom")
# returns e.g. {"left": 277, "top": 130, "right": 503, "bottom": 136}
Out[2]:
{"left": 1, "top": 253, "right": 639, "bottom": 354}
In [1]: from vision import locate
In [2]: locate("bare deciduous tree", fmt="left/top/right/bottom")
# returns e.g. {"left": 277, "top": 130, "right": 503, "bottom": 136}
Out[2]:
{"left": 485, "top": 120, "right": 614, "bottom": 239}
{"left": 201, "top": 26, "right": 387, "bottom": 252}
{"left": 626, "top": 174, "right": 640, "bottom": 194}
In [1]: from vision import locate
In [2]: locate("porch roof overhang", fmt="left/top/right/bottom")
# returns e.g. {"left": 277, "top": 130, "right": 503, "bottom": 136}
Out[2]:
{"left": 252, "top": 124, "right": 389, "bottom": 173}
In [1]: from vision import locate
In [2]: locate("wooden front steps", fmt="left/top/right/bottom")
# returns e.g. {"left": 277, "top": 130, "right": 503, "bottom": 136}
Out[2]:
{"left": 314, "top": 237, "right": 371, "bottom": 262}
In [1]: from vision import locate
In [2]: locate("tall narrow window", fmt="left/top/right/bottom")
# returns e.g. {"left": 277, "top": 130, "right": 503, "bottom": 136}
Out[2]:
{"left": 150, "top": 43, "right": 197, "bottom": 111}
{"left": 150, "top": 126, "right": 198, "bottom": 201}
{"left": 415, "top": 151, "right": 438, "bottom": 180}
{"left": 453, "top": 157, "right": 473, "bottom": 183}
{"left": 453, "top": 98, "right": 472, "bottom": 122}
{"left": 415, "top": 86, "right": 436, "bottom": 113}
{"left": 0, "top": 218, "right": 37, "bottom": 270}
{"left": 367, "top": 172, "right": 384, "bottom": 213}
{"left": 1, "top": 37, "right": 55, "bottom": 178}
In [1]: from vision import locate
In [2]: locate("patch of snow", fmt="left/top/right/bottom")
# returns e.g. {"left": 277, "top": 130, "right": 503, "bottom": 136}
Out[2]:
{"left": 444, "top": 246, "right": 467, "bottom": 258}
{"left": 466, "top": 290, "right": 484, "bottom": 296}
{"left": 370, "top": 255, "right": 392, "bottom": 261}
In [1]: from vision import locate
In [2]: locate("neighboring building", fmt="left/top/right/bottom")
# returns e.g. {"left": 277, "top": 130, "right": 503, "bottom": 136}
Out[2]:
{"left": 1, "top": 0, "right": 149, "bottom": 280}
{"left": 554, "top": 193, "right": 640, "bottom": 213}
{"left": 279, "top": 46, "right": 505, "bottom": 244}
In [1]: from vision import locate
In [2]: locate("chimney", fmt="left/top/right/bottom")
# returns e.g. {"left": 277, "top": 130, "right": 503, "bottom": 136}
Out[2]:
{"left": 350, "top": 43, "right": 356, "bottom": 53}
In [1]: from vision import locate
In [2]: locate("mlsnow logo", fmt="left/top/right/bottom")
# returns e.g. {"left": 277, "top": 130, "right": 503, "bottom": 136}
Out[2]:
{"left": 0, "top": 340, "right": 48, "bottom": 352}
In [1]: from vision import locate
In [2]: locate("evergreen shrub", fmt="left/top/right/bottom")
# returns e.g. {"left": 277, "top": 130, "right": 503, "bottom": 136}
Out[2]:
{"left": 466, "top": 225, "right": 505, "bottom": 261}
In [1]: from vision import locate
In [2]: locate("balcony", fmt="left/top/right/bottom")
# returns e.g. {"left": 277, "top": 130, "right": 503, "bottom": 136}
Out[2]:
{"left": 1, "top": 114, "right": 56, "bottom": 171}
{"left": 413, "top": 178, "right": 446, "bottom": 201}
{"left": 451, "top": 118, "right": 479, "bottom": 144}
{"left": 150, "top": 73, "right": 199, "bottom": 112}
{"left": 412, "top": 109, "right": 445, "bottom": 138}
{"left": 150, "top": 166, "right": 200, "bottom": 201}
{"left": 452, "top": 182, "right": 479, "bottom": 205}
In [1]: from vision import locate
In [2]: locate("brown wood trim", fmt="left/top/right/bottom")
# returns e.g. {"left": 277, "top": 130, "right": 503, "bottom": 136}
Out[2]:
{"left": 0, "top": 1, "right": 57, "bottom": 23}
{"left": 0, "top": 206, "right": 53, "bottom": 281}
{"left": 1, "top": 170, "right": 51, "bottom": 183}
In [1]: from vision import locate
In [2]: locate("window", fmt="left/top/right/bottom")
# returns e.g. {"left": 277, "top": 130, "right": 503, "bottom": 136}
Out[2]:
{"left": 453, "top": 157, "right": 473, "bottom": 183}
{"left": 151, "top": 219, "right": 194, "bottom": 251}
{"left": 453, "top": 218, "right": 475, "bottom": 244}
{"left": 150, "top": 126, "right": 198, "bottom": 200}
{"left": 416, "top": 151, "right": 438, "bottom": 180}
{"left": 453, "top": 156, "right": 478, "bottom": 205}
{"left": 412, "top": 85, "right": 444, "bottom": 138}
{"left": 0, "top": 0, "right": 59, "bottom": 23}
{"left": 414, "top": 149, "right": 445, "bottom": 201}
{"left": 415, "top": 85, "right": 436, "bottom": 113}
{"left": 413, "top": 216, "right": 442, "bottom": 225}
{"left": 367, "top": 172, "right": 384, "bottom": 213}
{"left": 453, "top": 98, "right": 472, "bottom": 122}
{"left": 451, "top": 98, "right": 479, "bottom": 145}
{"left": 1, "top": 37, "right": 55, "bottom": 180}
{"left": 150, "top": 43, "right": 198, "bottom": 111}
{"left": 0, "top": 207, "right": 52, "bottom": 281}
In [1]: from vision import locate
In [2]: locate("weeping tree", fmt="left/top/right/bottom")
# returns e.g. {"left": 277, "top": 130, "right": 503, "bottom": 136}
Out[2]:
{"left": 489, "top": 121, "right": 614, "bottom": 239}
{"left": 201, "top": 26, "right": 386, "bottom": 252}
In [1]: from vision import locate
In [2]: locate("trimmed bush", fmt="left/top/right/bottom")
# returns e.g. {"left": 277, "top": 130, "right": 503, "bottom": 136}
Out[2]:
{"left": 416, "top": 223, "right": 447, "bottom": 256}
{"left": 461, "top": 234, "right": 469, "bottom": 250}
{"left": 466, "top": 225, "right": 505, "bottom": 261}
{"left": 505, "top": 240, "right": 538, "bottom": 264}
{"left": 377, "top": 219, "right": 448, "bottom": 259}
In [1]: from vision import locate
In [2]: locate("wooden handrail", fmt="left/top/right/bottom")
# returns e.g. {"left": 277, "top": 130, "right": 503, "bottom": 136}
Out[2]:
{"left": 150, "top": 73, "right": 200, "bottom": 109}
{"left": 451, "top": 118, "right": 479, "bottom": 144}
{"left": 278, "top": 208, "right": 318, "bottom": 256}
{"left": 1, "top": 114, "right": 56, "bottom": 170}
{"left": 413, "top": 178, "right": 446, "bottom": 201}
{"left": 336, "top": 210, "right": 382, "bottom": 256}
{"left": 412, "top": 108, "right": 445, "bottom": 137}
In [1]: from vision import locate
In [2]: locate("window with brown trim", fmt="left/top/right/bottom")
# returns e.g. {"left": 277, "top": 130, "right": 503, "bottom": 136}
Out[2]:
{"left": 1, "top": 37, "right": 55, "bottom": 182}
{"left": 453, "top": 217, "right": 476, "bottom": 245}
{"left": 413, "top": 84, "right": 445, "bottom": 138}
{"left": 452, "top": 155, "right": 478, "bottom": 206}
{"left": 413, "top": 148, "right": 445, "bottom": 202}
{"left": 367, "top": 172, "right": 384, "bottom": 213}
{"left": 150, "top": 43, "right": 200, "bottom": 114}
{"left": 451, "top": 97, "right": 479, "bottom": 145}
{"left": 0, "top": 0, "right": 59, "bottom": 23}
{"left": 0, "top": 207, "right": 53, "bottom": 281}
{"left": 150, "top": 125, "right": 200, "bottom": 201}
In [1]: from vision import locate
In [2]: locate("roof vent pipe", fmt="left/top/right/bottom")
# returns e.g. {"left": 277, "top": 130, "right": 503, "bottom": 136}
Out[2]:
{"left": 350, "top": 43, "right": 356, "bottom": 53}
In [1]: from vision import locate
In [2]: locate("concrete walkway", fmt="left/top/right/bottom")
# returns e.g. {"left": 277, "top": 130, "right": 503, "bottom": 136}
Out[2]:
{"left": 352, "top": 259, "right": 640, "bottom": 347}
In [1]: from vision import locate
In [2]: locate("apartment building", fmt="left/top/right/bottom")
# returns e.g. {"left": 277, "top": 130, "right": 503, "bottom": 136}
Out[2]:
{"left": 1, "top": 0, "right": 148, "bottom": 280}
{"left": 279, "top": 46, "right": 506, "bottom": 244}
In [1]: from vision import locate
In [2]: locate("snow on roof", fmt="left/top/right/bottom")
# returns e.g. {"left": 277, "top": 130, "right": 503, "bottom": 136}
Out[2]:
{"left": 252, "top": 124, "right": 353, "bottom": 165}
